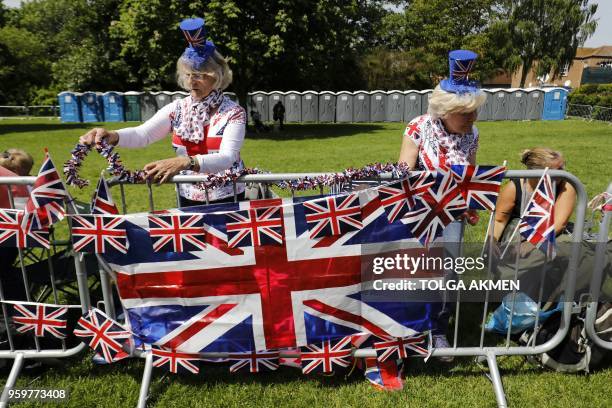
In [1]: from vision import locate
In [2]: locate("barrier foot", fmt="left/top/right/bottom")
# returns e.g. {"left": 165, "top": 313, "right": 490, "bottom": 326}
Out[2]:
{"left": 137, "top": 352, "right": 153, "bottom": 408}
{"left": 0, "top": 353, "right": 24, "bottom": 408}
{"left": 486, "top": 352, "right": 508, "bottom": 408}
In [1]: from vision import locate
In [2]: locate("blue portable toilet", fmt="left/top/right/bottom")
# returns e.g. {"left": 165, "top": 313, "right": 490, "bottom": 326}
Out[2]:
{"left": 102, "top": 91, "right": 125, "bottom": 122}
{"left": 81, "top": 91, "right": 104, "bottom": 122}
{"left": 386, "top": 90, "right": 404, "bottom": 122}
{"left": 542, "top": 88, "right": 568, "bottom": 120}
{"left": 336, "top": 92, "right": 353, "bottom": 123}
{"left": 318, "top": 91, "right": 336, "bottom": 122}
{"left": 58, "top": 91, "right": 82, "bottom": 122}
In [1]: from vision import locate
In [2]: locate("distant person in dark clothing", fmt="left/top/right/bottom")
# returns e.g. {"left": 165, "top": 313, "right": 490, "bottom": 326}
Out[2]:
{"left": 250, "top": 110, "right": 269, "bottom": 133}
{"left": 273, "top": 101, "right": 285, "bottom": 129}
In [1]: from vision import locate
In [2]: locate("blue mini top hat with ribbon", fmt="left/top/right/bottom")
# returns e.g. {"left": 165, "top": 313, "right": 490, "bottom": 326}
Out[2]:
{"left": 179, "top": 17, "right": 216, "bottom": 70}
{"left": 440, "top": 50, "right": 480, "bottom": 94}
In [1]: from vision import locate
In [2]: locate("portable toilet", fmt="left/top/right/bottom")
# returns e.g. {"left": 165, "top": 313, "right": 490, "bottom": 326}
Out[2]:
{"left": 153, "top": 91, "right": 173, "bottom": 111}
{"left": 490, "top": 89, "right": 508, "bottom": 121}
{"left": 284, "top": 91, "right": 302, "bottom": 123}
{"left": 268, "top": 91, "right": 284, "bottom": 120}
{"left": 404, "top": 90, "right": 422, "bottom": 122}
{"left": 386, "top": 90, "right": 404, "bottom": 122}
{"left": 542, "top": 88, "right": 568, "bottom": 120}
{"left": 525, "top": 88, "right": 544, "bottom": 120}
{"left": 225, "top": 91, "right": 238, "bottom": 103}
{"left": 477, "top": 89, "right": 493, "bottom": 121}
{"left": 318, "top": 91, "right": 336, "bottom": 122}
{"left": 140, "top": 92, "right": 158, "bottom": 121}
{"left": 247, "top": 91, "right": 269, "bottom": 122}
{"left": 369, "top": 90, "right": 386, "bottom": 122}
{"left": 335, "top": 91, "right": 353, "bottom": 122}
{"left": 419, "top": 89, "right": 433, "bottom": 115}
{"left": 58, "top": 91, "right": 82, "bottom": 122}
{"left": 353, "top": 91, "right": 370, "bottom": 122}
{"left": 171, "top": 91, "right": 189, "bottom": 102}
{"left": 102, "top": 91, "right": 125, "bottom": 122}
{"left": 124, "top": 91, "right": 143, "bottom": 122}
{"left": 506, "top": 88, "right": 528, "bottom": 121}
{"left": 301, "top": 91, "right": 318, "bottom": 122}
{"left": 81, "top": 91, "right": 104, "bottom": 122}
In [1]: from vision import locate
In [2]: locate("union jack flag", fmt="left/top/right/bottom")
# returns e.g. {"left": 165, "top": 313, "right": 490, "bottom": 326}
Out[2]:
{"left": 519, "top": 173, "right": 556, "bottom": 258}
{"left": 403, "top": 171, "right": 467, "bottom": 246}
{"left": 225, "top": 207, "right": 283, "bottom": 247}
{"left": 300, "top": 336, "right": 353, "bottom": 374}
{"left": 148, "top": 214, "right": 207, "bottom": 252}
{"left": 24, "top": 149, "right": 68, "bottom": 230}
{"left": 362, "top": 358, "right": 405, "bottom": 391}
{"left": 373, "top": 333, "right": 428, "bottom": 362}
{"left": 0, "top": 209, "right": 49, "bottom": 248}
{"left": 228, "top": 350, "right": 279, "bottom": 373}
{"left": 91, "top": 175, "right": 119, "bottom": 215}
{"left": 71, "top": 215, "right": 128, "bottom": 254}
{"left": 303, "top": 194, "right": 362, "bottom": 239}
{"left": 152, "top": 346, "right": 200, "bottom": 374}
{"left": 12, "top": 302, "right": 68, "bottom": 339}
{"left": 181, "top": 26, "right": 205, "bottom": 47}
{"left": 74, "top": 308, "right": 132, "bottom": 364}
{"left": 451, "top": 58, "right": 475, "bottom": 81}
{"left": 450, "top": 165, "right": 506, "bottom": 211}
{"left": 377, "top": 172, "right": 436, "bottom": 223}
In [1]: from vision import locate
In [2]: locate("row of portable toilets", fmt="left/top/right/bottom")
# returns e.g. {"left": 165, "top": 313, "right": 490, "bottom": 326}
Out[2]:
{"left": 58, "top": 88, "right": 568, "bottom": 123}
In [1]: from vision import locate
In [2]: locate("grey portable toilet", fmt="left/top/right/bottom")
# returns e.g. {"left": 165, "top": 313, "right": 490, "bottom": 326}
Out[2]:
{"left": 284, "top": 91, "right": 302, "bottom": 123}
{"left": 318, "top": 91, "right": 336, "bottom": 122}
{"left": 477, "top": 89, "right": 493, "bottom": 121}
{"left": 153, "top": 91, "right": 173, "bottom": 111}
{"left": 102, "top": 91, "right": 124, "bottom": 122}
{"left": 225, "top": 91, "right": 238, "bottom": 103}
{"left": 247, "top": 91, "right": 269, "bottom": 122}
{"left": 490, "top": 89, "right": 509, "bottom": 121}
{"left": 419, "top": 90, "right": 432, "bottom": 115}
{"left": 268, "top": 91, "right": 284, "bottom": 120}
{"left": 525, "top": 88, "right": 544, "bottom": 120}
{"left": 542, "top": 87, "right": 568, "bottom": 120}
{"left": 403, "top": 90, "right": 422, "bottom": 122}
{"left": 369, "top": 90, "right": 386, "bottom": 122}
{"left": 386, "top": 90, "right": 404, "bottom": 122}
{"left": 58, "top": 91, "right": 82, "bottom": 122}
{"left": 335, "top": 91, "right": 353, "bottom": 123}
{"left": 353, "top": 91, "right": 370, "bottom": 122}
{"left": 171, "top": 91, "right": 188, "bottom": 102}
{"left": 301, "top": 91, "right": 318, "bottom": 122}
{"left": 140, "top": 92, "right": 158, "bottom": 121}
{"left": 506, "top": 88, "right": 528, "bottom": 121}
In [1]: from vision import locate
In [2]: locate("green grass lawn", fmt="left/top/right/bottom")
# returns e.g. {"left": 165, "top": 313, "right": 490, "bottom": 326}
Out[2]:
{"left": 0, "top": 118, "right": 611, "bottom": 407}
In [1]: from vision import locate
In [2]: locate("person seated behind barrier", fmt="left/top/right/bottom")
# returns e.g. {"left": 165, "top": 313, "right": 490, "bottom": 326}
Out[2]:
{"left": 273, "top": 101, "right": 285, "bottom": 129}
{"left": 0, "top": 149, "right": 33, "bottom": 209}
{"left": 250, "top": 110, "right": 269, "bottom": 133}
{"left": 79, "top": 17, "right": 247, "bottom": 207}
{"left": 398, "top": 50, "right": 487, "bottom": 361}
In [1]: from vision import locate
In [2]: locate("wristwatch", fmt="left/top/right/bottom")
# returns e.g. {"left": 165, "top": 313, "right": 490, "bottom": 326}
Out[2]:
{"left": 187, "top": 156, "right": 197, "bottom": 171}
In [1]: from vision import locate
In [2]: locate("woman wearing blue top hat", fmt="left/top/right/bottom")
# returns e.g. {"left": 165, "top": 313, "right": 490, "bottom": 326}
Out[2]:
{"left": 399, "top": 50, "right": 487, "bottom": 360}
{"left": 79, "top": 17, "right": 247, "bottom": 205}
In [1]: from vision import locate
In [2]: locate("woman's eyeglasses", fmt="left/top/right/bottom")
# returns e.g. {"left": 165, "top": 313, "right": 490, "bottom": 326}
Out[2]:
{"left": 183, "top": 72, "right": 211, "bottom": 81}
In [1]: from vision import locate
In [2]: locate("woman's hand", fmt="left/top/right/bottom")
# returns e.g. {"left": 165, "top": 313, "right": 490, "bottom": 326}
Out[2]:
{"left": 79, "top": 128, "right": 119, "bottom": 147}
{"left": 143, "top": 157, "right": 191, "bottom": 184}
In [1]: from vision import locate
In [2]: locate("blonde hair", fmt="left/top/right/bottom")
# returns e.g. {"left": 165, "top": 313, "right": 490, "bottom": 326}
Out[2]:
{"left": 427, "top": 84, "right": 487, "bottom": 120}
{"left": 520, "top": 148, "right": 564, "bottom": 169}
{"left": 0, "top": 149, "right": 34, "bottom": 176}
{"left": 176, "top": 50, "right": 233, "bottom": 91}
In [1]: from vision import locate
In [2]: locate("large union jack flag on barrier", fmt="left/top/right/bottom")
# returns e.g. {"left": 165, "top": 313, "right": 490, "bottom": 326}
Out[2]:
{"left": 0, "top": 209, "right": 49, "bottom": 248}
{"left": 225, "top": 207, "right": 283, "bottom": 247}
{"left": 449, "top": 165, "right": 506, "bottom": 211}
{"left": 373, "top": 333, "right": 428, "bottom": 362}
{"left": 303, "top": 193, "right": 362, "bottom": 239}
{"left": 102, "top": 192, "right": 437, "bottom": 355}
{"left": 91, "top": 175, "right": 119, "bottom": 215}
{"left": 519, "top": 173, "right": 556, "bottom": 258}
{"left": 71, "top": 215, "right": 128, "bottom": 254}
{"left": 228, "top": 350, "right": 279, "bottom": 373}
{"left": 11, "top": 302, "right": 68, "bottom": 339}
{"left": 24, "top": 149, "right": 68, "bottom": 230}
{"left": 151, "top": 346, "right": 200, "bottom": 374}
{"left": 74, "top": 308, "right": 132, "bottom": 363}
{"left": 300, "top": 336, "right": 353, "bottom": 374}
{"left": 148, "top": 214, "right": 207, "bottom": 252}
{"left": 377, "top": 172, "right": 436, "bottom": 223}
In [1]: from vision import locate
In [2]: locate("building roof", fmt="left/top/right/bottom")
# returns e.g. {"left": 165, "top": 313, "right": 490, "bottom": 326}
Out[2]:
{"left": 575, "top": 46, "right": 612, "bottom": 59}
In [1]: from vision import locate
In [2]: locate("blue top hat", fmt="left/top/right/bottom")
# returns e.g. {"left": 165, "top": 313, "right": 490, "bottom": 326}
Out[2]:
{"left": 440, "top": 50, "right": 480, "bottom": 94}
{"left": 179, "top": 17, "right": 216, "bottom": 70}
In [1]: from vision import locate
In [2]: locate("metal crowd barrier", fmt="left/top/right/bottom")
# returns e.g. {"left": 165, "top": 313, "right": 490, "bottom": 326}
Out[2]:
{"left": 99, "top": 169, "right": 592, "bottom": 408}
{"left": 0, "top": 176, "right": 91, "bottom": 407}
{"left": 566, "top": 103, "right": 612, "bottom": 123}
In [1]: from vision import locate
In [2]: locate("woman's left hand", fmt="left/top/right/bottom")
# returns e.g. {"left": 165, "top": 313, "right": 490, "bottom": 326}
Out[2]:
{"left": 143, "top": 157, "right": 190, "bottom": 184}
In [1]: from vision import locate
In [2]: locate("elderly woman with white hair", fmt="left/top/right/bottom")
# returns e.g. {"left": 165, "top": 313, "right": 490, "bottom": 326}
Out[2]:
{"left": 79, "top": 17, "right": 246, "bottom": 206}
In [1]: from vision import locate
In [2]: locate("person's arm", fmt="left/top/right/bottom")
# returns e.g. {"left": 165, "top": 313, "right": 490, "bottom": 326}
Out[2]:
{"left": 493, "top": 181, "right": 517, "bottom": 242}
{"left": 116, "top": 103, "right": 175, "bottom": 148}
{"left": 398, "top": 120, "right": 421, "bottom": 168}
{"left": 195, "top": 109, "right": 246, "bottom": 174}
{"left": 553, "top": 181, "right": 576, "bottom": 235}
